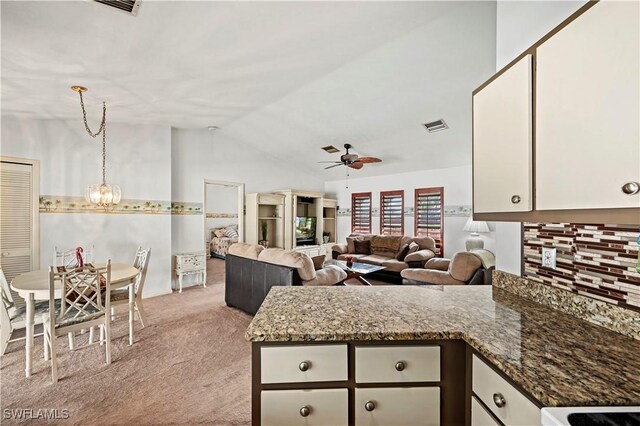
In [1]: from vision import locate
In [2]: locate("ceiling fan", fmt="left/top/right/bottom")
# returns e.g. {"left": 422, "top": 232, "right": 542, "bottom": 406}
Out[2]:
{"left": 319, "top": 143, "right": 382, "bottom": 170}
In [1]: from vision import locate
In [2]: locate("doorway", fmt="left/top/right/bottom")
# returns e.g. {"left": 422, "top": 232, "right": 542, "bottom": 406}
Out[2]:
{"left": 203, "top": 180, "right": 244, "bottom": 259}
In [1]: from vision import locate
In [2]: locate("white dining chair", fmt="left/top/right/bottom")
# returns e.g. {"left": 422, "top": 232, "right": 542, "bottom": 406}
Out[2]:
{"left": 101, "top": 247, "right": 150, "bottom": 346}
{"left": 0, "top": 269, "right": 48, "bottom": 357}
{"left": 53, "top": 245, "right": 94, "bottom": 269}
{"left": 44, "top": 261, "right": 112, "bottom": 383}
{"left": 53, "top": 245, "right": 95, "bottom": 349}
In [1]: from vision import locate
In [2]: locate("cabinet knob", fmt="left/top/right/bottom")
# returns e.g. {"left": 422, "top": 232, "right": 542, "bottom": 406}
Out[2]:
{"left": 395, "top": 361, "right": 406, "bottom": 371}
{"left": 299, "top": 406, "right": 311, "bottom": 417}
{"left": 511, "top": 195, "right": 521, "bottom": 204}
{"left": 298, "top": 360, "right": 311, "bottom": 372}
{"left": 493, "top": 393, "right": 506, "bottom": 408}
{"left": 621, "top": 182, "right": 640, "bottom": 195}
{"left": 364, "top": 401, "right": 376, "bottom": 412}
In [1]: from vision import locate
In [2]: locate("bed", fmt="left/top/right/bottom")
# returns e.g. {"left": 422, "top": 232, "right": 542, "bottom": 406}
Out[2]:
{"left": 209, "top": 226, "right": 239, "bottom": 259}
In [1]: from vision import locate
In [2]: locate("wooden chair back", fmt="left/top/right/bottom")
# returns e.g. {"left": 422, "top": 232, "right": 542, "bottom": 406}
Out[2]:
{"left": 132, "top": 247, "right": 151, "bottom": 297}
{"left": 48, "top": 261, "right": 111, "bottom": 328}
{"left": 53, "top": 245, "right": 95, "bottom": 269}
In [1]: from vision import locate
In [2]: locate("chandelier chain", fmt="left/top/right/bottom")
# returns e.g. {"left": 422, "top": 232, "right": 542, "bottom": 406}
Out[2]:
{"left": 78, "top": 90, "right": 106, "bottom": 138}
{"left": 102, "top": 110, "right": 107, "bottom": 185}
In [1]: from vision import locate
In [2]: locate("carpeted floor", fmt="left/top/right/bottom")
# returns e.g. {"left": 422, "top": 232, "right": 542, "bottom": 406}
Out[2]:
{"left": 0, "top": 259, "right": 252, "bottom": 425}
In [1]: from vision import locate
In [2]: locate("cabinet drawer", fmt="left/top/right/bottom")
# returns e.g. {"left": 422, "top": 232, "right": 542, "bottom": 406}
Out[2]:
{"left": 261, "top": 344, "right": 347, "bottom": 384}
{"left": 258, "top": 194, "right": 284, "bottom": 205}
{"left": 354, "top": 387, "right": 439, "bottom": 426}
{"left": 261, "top": 389, "right": 348, "bottom": 426}
{"left": 355, "top": 345, "right": 440, "bottom": 383}
{"left": 472, "top": 396, "right": 500, "bottom": 426}
{"left": 472, "top": 355, "right": 540, "bottom": 426}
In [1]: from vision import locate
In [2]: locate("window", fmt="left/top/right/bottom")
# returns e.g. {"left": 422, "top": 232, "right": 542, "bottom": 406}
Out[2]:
{"left": 414, "top": 187, "right": 444, "bottom": 256}
{"left": 351, "top": 192, "right": 372, "bottom": 234}
{"left": 380, "top": 190, "right": 404, "bottom": 236}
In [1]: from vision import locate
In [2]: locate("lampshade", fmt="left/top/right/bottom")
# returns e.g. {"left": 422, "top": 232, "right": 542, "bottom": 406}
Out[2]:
{"left": 463, "top": 218, "right": 490, "bottom": 234}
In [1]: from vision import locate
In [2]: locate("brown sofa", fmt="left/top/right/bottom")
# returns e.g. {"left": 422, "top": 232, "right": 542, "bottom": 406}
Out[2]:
{"left": 400, "top": 249, "right": 495, "bottom": 286}
{"left": 331, "top": 234, "right": 437, "bottom": 276}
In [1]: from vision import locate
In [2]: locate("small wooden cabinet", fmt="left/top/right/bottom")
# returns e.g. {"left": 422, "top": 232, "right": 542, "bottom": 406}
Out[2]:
{"left": 254, "top": 342, "right": 458, "bottom": 426}
{"left": 174, "top": 252, "right": 206, "bottom": 293}
{"left": 472, "top": 1, "right": 640, "bottom": 222}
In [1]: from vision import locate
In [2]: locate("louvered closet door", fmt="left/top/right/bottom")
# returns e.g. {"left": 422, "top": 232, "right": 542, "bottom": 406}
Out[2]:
{"left": 0, "top": 161, "right": 35, "bottom": 305}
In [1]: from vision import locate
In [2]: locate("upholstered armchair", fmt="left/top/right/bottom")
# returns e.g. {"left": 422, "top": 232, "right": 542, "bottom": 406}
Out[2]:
{"left": 401, "top": 249, "right": 495, "bottom": 286}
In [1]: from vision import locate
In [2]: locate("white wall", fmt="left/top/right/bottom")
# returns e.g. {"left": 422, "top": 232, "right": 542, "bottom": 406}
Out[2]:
{"left": 1, "top": 117, "right": 173, "bottom": 297}
{"left": 205, "top": 184, "right": 239, "bottom": 237}
{"left": 324, "top": 165, "right": 495, "bottom": 258}
{"left": 493, "top": 0, "right": 586, "bottom": 274}
{"left": 171, "top": 128, "right": 323, "bottom": 262}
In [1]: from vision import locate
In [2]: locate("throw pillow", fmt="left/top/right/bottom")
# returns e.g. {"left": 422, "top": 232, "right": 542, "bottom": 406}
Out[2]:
{"left": 214, "top": 229, "right": 226, "bottom": 238}
{"left": 346, "top": 236, "right": 362, "bottom": 253}
{"left": 223, "top": 227, "right": 239, "bottom": 239}
{"left": 407, "top": 242, "right": 420, "bottom": 254}
{"left": 353, "top": 239, "right": 371, "bottom": 255}
{"left": 396, "top": 243, "right": 410, "bottom": 261}
{"left": 311, "top": 255, "right": 325, "bottom": 271}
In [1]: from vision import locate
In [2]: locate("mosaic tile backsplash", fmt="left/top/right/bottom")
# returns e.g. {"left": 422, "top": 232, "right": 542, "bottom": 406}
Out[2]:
{"left": 523, "top": 223, "right": 640, "bottom": 312}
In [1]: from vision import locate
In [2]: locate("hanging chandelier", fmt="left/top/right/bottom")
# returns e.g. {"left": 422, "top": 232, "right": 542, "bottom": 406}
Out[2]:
{"left": 71, "top": 86, "right": 121, "bottom": 207}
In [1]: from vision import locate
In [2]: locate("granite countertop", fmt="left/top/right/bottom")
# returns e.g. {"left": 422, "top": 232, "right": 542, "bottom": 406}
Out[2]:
{"left": 246, "top": 285, "right": 640, "bottom": 407}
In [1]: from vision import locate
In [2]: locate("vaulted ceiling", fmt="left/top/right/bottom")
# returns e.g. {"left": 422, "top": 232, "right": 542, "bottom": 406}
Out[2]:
{"left": 1, "top": 1, "right": 496, "bottom": 178}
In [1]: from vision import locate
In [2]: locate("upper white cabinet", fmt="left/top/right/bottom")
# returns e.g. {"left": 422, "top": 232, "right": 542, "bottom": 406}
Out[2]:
{"left": 473, "top": 55, "right": 533, "bottom": 213}
{"left": 536, "top": 0, "right": 640, "bottom": 210}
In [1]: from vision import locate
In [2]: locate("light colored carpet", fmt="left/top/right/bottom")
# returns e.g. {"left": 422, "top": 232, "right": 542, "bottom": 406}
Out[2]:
{"left": 0, "top": 259, "right": 252, "bottom": 425}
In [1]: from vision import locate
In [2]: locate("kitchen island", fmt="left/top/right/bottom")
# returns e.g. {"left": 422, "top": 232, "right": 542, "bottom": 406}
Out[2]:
{"left": 246, "top": 285, "right": 640, "bottom": 425}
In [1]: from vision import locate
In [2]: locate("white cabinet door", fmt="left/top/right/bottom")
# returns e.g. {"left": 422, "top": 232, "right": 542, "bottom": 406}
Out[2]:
{"left": 261, "top": 389, "right": 348, "bottom": 426}
{"left": 355, "top": 387, "right": 439, "bottom": 426}
{"left": 536, "top": 0, "right": 640, "bottom": 210}
{"left": 473, "top": 54, "right": 533, "bottom": 213}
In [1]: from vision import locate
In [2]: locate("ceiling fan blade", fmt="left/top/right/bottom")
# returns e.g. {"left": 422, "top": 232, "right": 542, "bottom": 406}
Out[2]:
{"left": 357, "top": 157, "right": 382, "bottom": 164}
{"left": 348, "top": 162, "right": 364, "bottom": 170}
{"left": 318, "top": 161, "right": 342, "bottom": 163}
{"left": 325, "top": 163, "right": 344, "bottom": 170}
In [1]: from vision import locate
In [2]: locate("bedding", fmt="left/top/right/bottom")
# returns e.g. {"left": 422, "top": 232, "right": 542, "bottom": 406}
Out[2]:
{"left": 209, "top": 226, "right": 238, "bottom": 258}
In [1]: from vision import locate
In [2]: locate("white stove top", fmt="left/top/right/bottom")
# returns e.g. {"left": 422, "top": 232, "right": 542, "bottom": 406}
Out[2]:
{"left": 542, "top": 406, "right": 640, "bottom": 426}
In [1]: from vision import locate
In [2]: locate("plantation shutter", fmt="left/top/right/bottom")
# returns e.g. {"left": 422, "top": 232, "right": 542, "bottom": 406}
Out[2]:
{"left": 380, "top": 190, "right": 404, "bottom": 236}
{"left": 351, "top": 192, "right": 371, "bottom": 234}
{"left": 0, "top": 161, "right": 36, "bottom": 307}
{"left": 415, "top": 187, "right": 444, "bottom": 256}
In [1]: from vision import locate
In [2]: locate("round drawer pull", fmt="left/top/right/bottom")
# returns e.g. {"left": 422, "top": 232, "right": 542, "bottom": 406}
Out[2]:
{"left": 511, "top": 195, "right": 521, "bottom": 204}
{"left": 493, "top": 393, "right": 506, "bottom": 408}
{"left": 621, "top": 182, "right": 640, "bottom": 195}
{"left": 395, "top": 361, "right": 406, "bottom": 371}
{"left": 298, "top": 361, "right": 311, "bottom": 372}
{"left": 364, "top": 401, "right": 376, "bottom": 412}
{"left": 299, "top": 406, "right": 311, "bottom": 417}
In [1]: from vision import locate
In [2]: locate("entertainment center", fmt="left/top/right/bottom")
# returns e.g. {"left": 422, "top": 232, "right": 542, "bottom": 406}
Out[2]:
{"left": 245, "top": 189, "right": 337, "bottom": 258}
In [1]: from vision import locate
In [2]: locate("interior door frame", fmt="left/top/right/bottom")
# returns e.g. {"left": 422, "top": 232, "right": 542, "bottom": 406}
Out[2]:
{"left": 0, "top": 156, "right": 40, "bottom": 270}
{"left": 202, "top": 179, "right": 245, "bottom": 252}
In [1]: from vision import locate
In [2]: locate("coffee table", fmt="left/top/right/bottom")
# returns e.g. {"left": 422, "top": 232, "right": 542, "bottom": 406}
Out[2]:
{"left": 332, "top": 261, "right": 386, "bottom": 286}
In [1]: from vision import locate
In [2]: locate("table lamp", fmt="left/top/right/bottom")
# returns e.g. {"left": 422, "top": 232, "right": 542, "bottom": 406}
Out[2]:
{"left": 463, "top": 218, "right": 490, "bottom": 250}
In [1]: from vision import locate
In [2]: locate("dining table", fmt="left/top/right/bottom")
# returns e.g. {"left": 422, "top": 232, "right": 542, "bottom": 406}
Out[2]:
{"left": 10, "top": 262, "right": 140, "bottom": 378}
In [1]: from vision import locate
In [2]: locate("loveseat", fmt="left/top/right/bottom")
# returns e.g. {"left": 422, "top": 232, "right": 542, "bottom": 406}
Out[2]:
{"left": 331, "top": 234, "right": 437, "bottom": 278}
{"left": 401, "top": 249, "right": 495, "bottom": 286}
{"left": 225, "top": 243, "right": 347, "bottom": 315}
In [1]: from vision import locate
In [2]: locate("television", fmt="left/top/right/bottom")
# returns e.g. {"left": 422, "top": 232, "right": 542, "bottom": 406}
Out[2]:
{"left": 295, "top": 216, "right": 317, "bottom": 245}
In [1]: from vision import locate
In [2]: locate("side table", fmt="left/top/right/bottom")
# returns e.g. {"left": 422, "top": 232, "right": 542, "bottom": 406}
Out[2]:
{"left": 175, "top": 252, "right": 207, "bottom": 293}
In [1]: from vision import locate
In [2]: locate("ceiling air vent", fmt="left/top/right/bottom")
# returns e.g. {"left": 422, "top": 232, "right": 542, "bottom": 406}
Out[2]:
{"left": 422, "top": 119, "right": 448, "bottom": 133}
{"left": 322, "top": 145, "right": 340, "bottom": 153}
{"left": 94, "top": 0, "right": 141, "bottom": 16}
